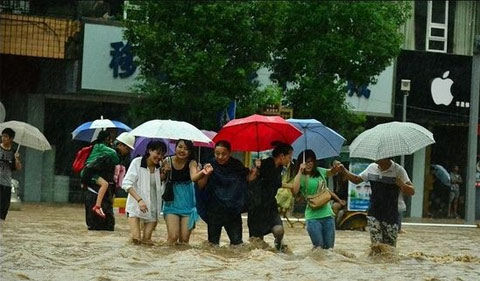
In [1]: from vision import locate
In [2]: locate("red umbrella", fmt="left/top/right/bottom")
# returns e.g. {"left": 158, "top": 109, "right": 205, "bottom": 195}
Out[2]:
{"left": 213, "top": 114, "right": 302, "bottom": 151}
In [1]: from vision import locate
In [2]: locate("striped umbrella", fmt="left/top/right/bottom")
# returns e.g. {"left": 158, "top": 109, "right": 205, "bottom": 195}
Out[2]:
{"left": 71, "top": 116, "right": 132, "bottom": 142}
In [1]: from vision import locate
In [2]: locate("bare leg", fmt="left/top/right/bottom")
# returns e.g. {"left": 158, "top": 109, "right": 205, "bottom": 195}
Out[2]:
{"left": 179, "top": 216, "right": 192, "bottom": 244}
{"left": 272, "top": 225, "right": 284, "bottom": 250}
{"left": 143, "top": 222, "right": 157, "bottom": 243}
{"left": 453, "top": 197, "right": 459, "bottom": 217}
{"left": 165, "top": 214, "right": 180, "bottom": 245}
{"left": 93, "top": 177, "right": 109, "bottom": 218}
{"left": 128, "top": 217, "right": 141, "bottom": 243}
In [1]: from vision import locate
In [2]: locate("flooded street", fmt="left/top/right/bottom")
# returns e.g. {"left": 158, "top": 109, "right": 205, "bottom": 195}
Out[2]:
{"left": 1, "top": 203, "right": 480, "bottom": 281}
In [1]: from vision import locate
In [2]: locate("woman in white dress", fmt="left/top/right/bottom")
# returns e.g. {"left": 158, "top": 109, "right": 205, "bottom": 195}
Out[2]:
{"left": 122, "top": 140, "right": 167, "bottom": 244}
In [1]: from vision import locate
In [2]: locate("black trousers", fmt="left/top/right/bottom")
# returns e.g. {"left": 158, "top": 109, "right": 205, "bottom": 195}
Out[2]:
{"left": 85, "top": 188, "right": 115, "bottom": 231}
{"left": 207, "top": 211, "right": 243, "bottom": 245}
{"left": 0, "top": 184, "right": 11, "bottom": 220}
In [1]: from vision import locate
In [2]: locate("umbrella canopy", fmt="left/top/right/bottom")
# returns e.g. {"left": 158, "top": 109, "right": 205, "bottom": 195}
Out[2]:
{"left": 431, "top": 164, "right": 451, "bottom": 187}
{"left": 131, "top": 137, "right": 176, "bottom": 158}
{"left": 130, "top": 119, "right": 212, "bottom": 144}
{"left": 131, "top": 130, "right": 216, "bottom": 159}
{"left": 0, "top": 121, "right": 51, "bottom": 151}
{"left": 287, "top": 118, "right": 345, "bottom": 160}
{"left": 194, "top": 130, "right": 217, "bottom": 148}
{"left": 72, "top": 116, "right": 132, "bottom": 142}
{"left": 349, "top": 121, "right": 435, "bottom": 161}
{"left": 213, "top": 114, "right": 302, "bottom": 151}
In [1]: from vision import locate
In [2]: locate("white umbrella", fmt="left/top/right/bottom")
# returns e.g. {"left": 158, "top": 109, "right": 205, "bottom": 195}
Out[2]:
{"left": 130, "top": 119, "right": 212, "bottom": 144}
{"left": 0, "top": 121, "right": 51, "bottom": 151}
{"left": 349, "top": 121, "right": 435, "bottom": 161}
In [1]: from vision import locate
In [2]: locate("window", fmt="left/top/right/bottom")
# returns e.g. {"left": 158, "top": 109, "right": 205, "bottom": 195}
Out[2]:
{"left": 415, "top": 1, "right": 456, "bottom": 53}
{"left": 123, "top": 0, "right": 141, "bottom": 20}
{"left": 0, "top": 0, "right": 30, "bottom": 14}
{"left": 426, "top": 1, "right": 449, "bottom": 53}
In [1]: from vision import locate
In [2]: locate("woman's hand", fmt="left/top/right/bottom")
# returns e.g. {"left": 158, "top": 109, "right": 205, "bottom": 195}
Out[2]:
{"left": 202, "top": 163, "right": 213, "bottom": 175}
{"left": 299, "top": 162, "right": 306, "bottom": 173}
{"left": 138, "top": 199, "right": 148, "bottom": 213}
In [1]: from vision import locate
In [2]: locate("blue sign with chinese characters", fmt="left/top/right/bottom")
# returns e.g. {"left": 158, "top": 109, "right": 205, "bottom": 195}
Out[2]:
{"left": 347, "top": 81, "right": 371, "bottom": 99}
{"left": 109, "top": 41, "right": 137, "bottom": 78}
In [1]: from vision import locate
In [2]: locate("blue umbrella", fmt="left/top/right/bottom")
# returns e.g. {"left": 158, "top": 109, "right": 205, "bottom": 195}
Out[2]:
{"left": 431, "top": 164, "right": 451, "bottom": 187}
{"left": 71, "top": 116, "right": 132, "bottom": 142}
{"left": 287, "top": 119, "right": 345, "bottom": 160}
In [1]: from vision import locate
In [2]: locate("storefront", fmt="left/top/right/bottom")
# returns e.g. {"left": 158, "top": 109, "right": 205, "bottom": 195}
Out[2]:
{"left": 395, "top": 50, "right": 472, "bottom": 218}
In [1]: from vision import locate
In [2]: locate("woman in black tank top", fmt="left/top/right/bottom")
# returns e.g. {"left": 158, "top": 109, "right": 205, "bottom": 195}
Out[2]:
{"left": 162, "top": 139, "right": 208, "bottom": 245}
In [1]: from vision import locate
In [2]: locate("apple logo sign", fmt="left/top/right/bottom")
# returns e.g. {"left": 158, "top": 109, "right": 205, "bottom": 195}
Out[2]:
{"left": 431, "top": 71, "right": 454, "bottom": 106}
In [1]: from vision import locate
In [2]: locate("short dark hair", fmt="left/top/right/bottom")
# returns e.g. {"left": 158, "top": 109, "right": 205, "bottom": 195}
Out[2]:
{"left": 2, "top": 128, "right": 15, "bottom": 139}
{"left": 94, "top": 130, "right": 111, "bottom": 144}
{"left": 144, "top": 140, "right": 167, "bottom": 157}
{"left": 215, "top": 140, "right": 231, "bottom": 151}
{"left": 271, "top": 141, "right": 293, "bottom": 157}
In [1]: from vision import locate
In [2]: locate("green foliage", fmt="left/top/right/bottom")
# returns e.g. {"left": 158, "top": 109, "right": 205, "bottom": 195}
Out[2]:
{"left": 124, "top": 1, "right": 285, "bottom": 129}
{"left": 273, "top": 1, "right": 410, "bottom": 141}
{"left": 236, "top": 84, "right": 284, "bottom": 117}
{"left": 124, "top": 1, "right": 409, "bottom": 137}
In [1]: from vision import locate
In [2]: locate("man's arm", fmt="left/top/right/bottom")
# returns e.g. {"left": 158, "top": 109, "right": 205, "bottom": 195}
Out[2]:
{"left": 396, "top": 178, "right": 415, "bottom": 196}
{"left": 340, "top": 165, "right": 364, "bottom": 185}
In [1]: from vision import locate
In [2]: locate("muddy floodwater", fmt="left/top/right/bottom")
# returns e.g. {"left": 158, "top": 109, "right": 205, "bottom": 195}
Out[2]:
{"left": 1, "top": 203, "right": 480, "bottom": 281}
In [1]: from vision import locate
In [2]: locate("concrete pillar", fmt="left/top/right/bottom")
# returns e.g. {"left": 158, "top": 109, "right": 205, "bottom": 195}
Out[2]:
{"left": 410, "top": 147, "right": 426, "bottom": 218}
{"left": 23, "top": 94, "right": 45, "bottom": 202}
{"left": 41, "top": 146, "right": 55, "bottom": 202}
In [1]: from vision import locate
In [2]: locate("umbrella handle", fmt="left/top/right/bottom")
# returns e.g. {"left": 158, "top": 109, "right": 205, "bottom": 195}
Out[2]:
{"left": 198, "top": 147, "right": 201, "bottom": 166}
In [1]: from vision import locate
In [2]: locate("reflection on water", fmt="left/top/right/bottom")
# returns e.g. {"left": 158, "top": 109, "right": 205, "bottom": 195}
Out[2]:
{"left": 1, "top": 204, "right": 479, "bottom": 281}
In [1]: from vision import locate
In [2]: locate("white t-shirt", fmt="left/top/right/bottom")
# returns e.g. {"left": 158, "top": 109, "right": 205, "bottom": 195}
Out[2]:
{"left": 359, "top": 161, "right": 410, "bottom": 185}
{"left": 359, "top": 161, "right": 411, "bottom": 222}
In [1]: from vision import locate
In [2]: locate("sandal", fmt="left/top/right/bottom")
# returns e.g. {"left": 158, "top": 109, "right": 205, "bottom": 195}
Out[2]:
{"left": 92, "top": 205, "right": 106, "bottom": 219}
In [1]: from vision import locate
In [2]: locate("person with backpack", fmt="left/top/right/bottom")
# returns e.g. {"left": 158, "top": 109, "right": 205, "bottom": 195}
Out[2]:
{"left": 0, "top": 128, "right": 22, "bottom": 222}
{"left": 81, "top": 131, "right": 134, "bottom": 231}
{"left": 197, "top": 140, "right": 257, "bottom": 246}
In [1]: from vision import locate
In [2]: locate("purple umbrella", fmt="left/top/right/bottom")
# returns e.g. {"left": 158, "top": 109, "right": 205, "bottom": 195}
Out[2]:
{"left": 131, "top": 137, "right": 175, "bottom": 158}
{"left": 132, "top": 130, "right": 217, "bottom": 163}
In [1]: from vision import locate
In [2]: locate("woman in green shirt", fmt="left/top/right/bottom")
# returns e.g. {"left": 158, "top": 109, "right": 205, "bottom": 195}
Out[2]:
{"left": 292, "top": 149, "right": 342, "bottom": 249}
